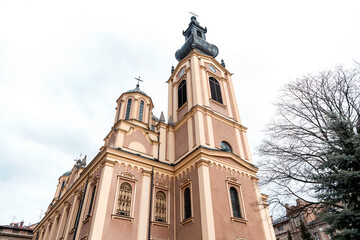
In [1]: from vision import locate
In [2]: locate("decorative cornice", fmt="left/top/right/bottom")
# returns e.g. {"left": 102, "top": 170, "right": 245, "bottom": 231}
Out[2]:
{"left": 195, "top": 159, "right": 210, "bottom": 168}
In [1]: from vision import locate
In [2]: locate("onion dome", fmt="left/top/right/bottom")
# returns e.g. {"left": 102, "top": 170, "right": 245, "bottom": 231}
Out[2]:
{"left": 175, "top": 16, "right": 219, "bottom": 61}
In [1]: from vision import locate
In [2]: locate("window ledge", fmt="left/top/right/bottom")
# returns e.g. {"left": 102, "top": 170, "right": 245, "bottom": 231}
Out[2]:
{"left": 209, "top": 98, "right": 226, "bottom": 108}
{"left": 231, "top": 217, "right": 247, "bottom": 224}
{"left": 151, "top": 221, "right": 170, "bottom": 229}
{"left": 111, "top": 214, "right": 134, "bottom": 222}
{"left": 68, "top": 228, "right": 75, "bottom": 235}
{"left": 180, "top": 217, "right": 194, "bottom": 227}
{"left": 177, "top": 101, "right": 188, "bottom": 113}
{"left": 82, "top": 216, "right": 91, "bottom": 224}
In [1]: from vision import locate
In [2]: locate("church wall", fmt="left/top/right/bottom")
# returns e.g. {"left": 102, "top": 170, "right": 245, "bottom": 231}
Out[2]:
{"left": 175, "top": 167, "right": 202, "bottom": 240}
{"left": 211, "top": 118, "right": 240, "bottom": 155}
{"left": 101, "top": 162, "right": 142, "bottom": 240}
{"left": 209, "top": 100, "right": 228, "bottom": 117}
{"left": 149, "top": 174, "right": 174, "bottom": 240}
{"left": 123, "top": 129, "right": 153, "bottom": 156}
{"left": 208, "top": 166, "right": 266, "bottom": 240}
{"left": 174, "top": 122, "right": 188, "bottom": 160}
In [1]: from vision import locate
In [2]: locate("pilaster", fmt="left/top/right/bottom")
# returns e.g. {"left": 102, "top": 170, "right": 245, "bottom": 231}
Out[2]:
{"left": 88, "top": 159, "right": 116, "bottom": 240}
{"left": 196, "top": 160, "right": 216, "bottom": 240}
{"left": 137, "top": 169, "right": 152, "bottom": 240}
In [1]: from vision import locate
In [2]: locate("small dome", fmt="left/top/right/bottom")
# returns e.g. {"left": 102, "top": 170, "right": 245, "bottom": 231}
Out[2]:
{"left": 152, "top": 114, "right": 159, "bottom": 122}
{"left": 125, "top": 85, "right": 148, "bottom": 97}
{"left": 61, "top": 171, "right": 71, "bottom": 177}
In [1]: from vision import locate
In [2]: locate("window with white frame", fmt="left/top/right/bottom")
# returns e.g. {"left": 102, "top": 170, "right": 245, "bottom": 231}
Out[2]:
{"left": 154, "top": 191, "right": 167, "bottom": 222}
{"left": 113, "top": 172, "right": 137, "bottom": 219}
{"left": 180, "top": 178, "right": 193, "bottom": 223}
{"left": 226, "top": 177, "right": 246, "bottom": 221}
{"left": 116, "top": 182, "right": 132, "bottom": 216}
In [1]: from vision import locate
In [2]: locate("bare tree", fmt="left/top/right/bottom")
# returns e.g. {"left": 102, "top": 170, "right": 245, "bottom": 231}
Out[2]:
{"left": 258, "top": 64, "right": 360, "bottom": 238}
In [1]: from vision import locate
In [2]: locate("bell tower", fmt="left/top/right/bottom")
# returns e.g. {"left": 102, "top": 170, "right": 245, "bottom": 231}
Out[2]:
{"left": 168, "top": 16, "right": 252, "bottom": 163}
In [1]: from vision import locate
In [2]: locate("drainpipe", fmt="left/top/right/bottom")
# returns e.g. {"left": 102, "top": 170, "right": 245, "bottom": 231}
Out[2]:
{"left": 147, "top": 167, "right": 154, "bottom": 240}
{"left": 73, "top": 180, "right": 88, "bottom": 240}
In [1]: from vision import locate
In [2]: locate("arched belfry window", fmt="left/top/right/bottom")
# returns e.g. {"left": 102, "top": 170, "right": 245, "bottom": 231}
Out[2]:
{"left": 155, "top": 191, "right": 166, "bottom": 222}
{"left": 138, "top": 100, "right": 144, "bottom": 121}
{"left": 209, "top": 77, "right": 223, "bottom": 104}
{"left": 125, "top": 99, "right": 132, "bottom": 120}
{"left": 230, "top": 187, "right": 242, "bottom": 218}
{"left": 117, "top": 182, "right": 132, "bottom": 216}
{"left": 178, "top": 80, "right": 187, "bottom": 109}
{"left": 184, "top": 187, "right": 192, "bottom": 219}
{"left": 220, "top": 141, "right": 232, "bottom": 153}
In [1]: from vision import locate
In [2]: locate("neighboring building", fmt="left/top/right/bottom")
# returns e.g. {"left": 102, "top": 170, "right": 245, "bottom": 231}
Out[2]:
{"left": 272, "top": 199, "right": 331, "bottom": 240}
{"left": 33, "top": 16, "right": 276, "bottom": 240}
{"left": 0, "top": 221, "right": 34, "bottom": 240}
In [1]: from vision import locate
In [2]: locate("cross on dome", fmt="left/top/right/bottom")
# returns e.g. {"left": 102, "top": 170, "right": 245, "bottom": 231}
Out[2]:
{"left": 135, "top": 76, "right": 143, "bottom": 88}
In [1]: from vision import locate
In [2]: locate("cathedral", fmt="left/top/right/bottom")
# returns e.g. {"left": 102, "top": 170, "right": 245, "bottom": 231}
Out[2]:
{"left": 33, "top": 16, "right": 276, "bottom": 240}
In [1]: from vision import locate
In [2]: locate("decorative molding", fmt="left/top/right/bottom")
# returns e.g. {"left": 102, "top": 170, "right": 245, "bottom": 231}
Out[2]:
{"left": 180, "top": 217, "right": 194, "bottom": 227}
{"left": 82, "top": 216, "right": 91, "bottom": 225}
{"left": 209, "top": 98, "right": 227, "bottom": 109}
{"left": 151, "top": 221, "right": 170, "bottom": 229}
{"left": 176, "top": 101, "right": 188, "bottom": 113}
{"left": 142, "top": 169, "right": 152, "bottom": 177}
{"left": 111, "top": 214, "right": 134, "bottom": 222}
{"left": 154, "top": 181, "right": 170, "bottom": 190}
{"left": 231, "top": 217, "right": 248, "bottom": 224}
{"left": 195, "top": 159, "right": 210, "bottom": 168}
{"left": 118, "top": 172, "right": 138, "bottom": 182}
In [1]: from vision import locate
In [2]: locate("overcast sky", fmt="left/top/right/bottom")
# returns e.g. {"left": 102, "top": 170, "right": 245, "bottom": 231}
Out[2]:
{"left": 1, "top": 0, "right": 359, "bottom": 225}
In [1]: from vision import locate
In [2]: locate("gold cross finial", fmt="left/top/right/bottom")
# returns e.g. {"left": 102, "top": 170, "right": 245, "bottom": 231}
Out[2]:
{"left": 189, "top": 11, "right": 198, "bottom": 18}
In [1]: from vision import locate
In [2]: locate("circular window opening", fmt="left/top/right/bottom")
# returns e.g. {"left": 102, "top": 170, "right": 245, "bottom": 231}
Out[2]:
{"left": 220, "top": 141, "right": 232, "bottom": 153}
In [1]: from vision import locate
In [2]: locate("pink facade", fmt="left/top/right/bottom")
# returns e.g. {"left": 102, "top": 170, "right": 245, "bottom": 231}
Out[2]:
{"left": 33, "top": 16, "right": 275, "bottom": 240}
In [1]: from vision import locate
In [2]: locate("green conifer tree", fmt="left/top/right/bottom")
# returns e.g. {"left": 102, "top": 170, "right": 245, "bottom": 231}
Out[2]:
{"left": 287, "top": 230, "right": 292, "bottom": 240}
{"left": 312, "top": 114, "right": 360, "bottom": 239}
{"left": 300, "top": 221, "right": 314, "bottom": 240}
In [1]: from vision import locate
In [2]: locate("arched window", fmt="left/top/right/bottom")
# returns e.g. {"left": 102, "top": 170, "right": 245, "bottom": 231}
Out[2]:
{"left": 220, "top": 141, "right": 232, "bottom": 153}
{"left": 178, "top": 80, "right": 187, "bottom": 109}
{"left": 138, "top": 100, "right": 144, "bottom": 122}
{"left": 196, "top": 30, "right": 202, "bottom": 38}
{"left": 184, "top": 187, "right": 191, "bottom": 219}
{"left": 209, "top": 77, "right": 223, "bottom": 104}
{"left": 125, "top": 99, "right": 132, "bottom": 120}
{"left": 86, "top": 185, "right": 96, "bottom": 218}
{"left": 117, "top": 103, "right": 122, "bottom": 121}
{"left": 155, "top": 191, "right": 166, "bottom": 222}
{"left": 230, "top": 187, "right": 242, "bottom": 218}
{"left": 117, "top": 182, "right": 132, "bottom": 216}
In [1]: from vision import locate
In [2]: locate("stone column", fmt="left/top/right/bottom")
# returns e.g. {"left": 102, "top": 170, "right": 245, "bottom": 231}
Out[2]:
{"left": 196, "top": 160, "right": 216, "bottom": 240}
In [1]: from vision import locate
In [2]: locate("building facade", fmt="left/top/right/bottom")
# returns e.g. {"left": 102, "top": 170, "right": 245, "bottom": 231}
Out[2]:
{"left": 33, "top": 17, "right": 275, "bottom": 240}
{"left": 272, "top": 200, "right": 331, "bottom": 240}
{"left": 0, "top": 221, "right": 34, "bottom": 240}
